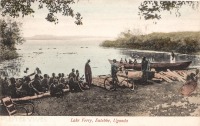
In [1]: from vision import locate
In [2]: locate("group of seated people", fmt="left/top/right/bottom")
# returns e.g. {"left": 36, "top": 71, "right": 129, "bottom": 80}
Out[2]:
{"left": 120, "top": 58, "right": 137, "bottom": 64}
{"left": 1, "top": 69, "right": 90, "bottom": 98}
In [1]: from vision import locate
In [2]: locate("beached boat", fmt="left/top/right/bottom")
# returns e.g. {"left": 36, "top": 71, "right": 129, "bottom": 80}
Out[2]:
{"left": 108, "top": 59, "right": 192, "bottom": 71}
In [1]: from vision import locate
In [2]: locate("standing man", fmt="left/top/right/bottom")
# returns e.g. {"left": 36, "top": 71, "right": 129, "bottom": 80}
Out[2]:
{"left": 170, "top": 51, "right": 175, "bottom": 63}
{"left": 85, "top": 59, "right": 92, "bottom": 87}
{"left": 111, "top": 59, "right": 118, "bottom": 91}
{"left": 141, "top": 57, "right": 148, "bottom": 84}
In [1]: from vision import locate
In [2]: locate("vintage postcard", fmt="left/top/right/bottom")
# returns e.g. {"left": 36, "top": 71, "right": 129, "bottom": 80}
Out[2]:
{"left": 0, "top": 0, "right": 200, "bottom": 126}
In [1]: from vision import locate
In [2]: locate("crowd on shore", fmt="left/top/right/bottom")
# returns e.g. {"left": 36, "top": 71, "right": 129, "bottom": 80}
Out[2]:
{"left": 1, "top": 60, "right": 92, "bottom": 98}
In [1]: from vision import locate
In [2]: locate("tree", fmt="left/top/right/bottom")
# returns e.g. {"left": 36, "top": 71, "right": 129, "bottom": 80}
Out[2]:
{"left": 0, "top": 0, "right": 83, "bottom": 25}
{"left": 0, "top": 19, "right": 24, "bottom": 50}
{"left": 138, "top": 1, "right": 199, "bottom": 22}
{"left": 1, "top": 1, "right": 199, "bottom": 25}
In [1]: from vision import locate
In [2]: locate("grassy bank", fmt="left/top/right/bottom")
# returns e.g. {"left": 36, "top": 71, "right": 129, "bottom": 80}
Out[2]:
{"left": 100, "top": 31, "right": 200, "bottom": 54}
{"left": 0, "top": 49, "right": 18, "bottom": 61}
{"left": 30, "top": 83, "right": 200, "bottom": 116}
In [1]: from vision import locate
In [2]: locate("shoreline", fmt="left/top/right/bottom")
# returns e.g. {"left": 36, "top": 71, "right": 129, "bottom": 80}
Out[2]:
{"left": 0, "top": 69, "right": 200, "bottom": 116}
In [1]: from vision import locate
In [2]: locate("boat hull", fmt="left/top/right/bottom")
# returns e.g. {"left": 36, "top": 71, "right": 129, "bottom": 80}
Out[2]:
{"left": 108, "top": 59, "right": 192, "bottom": 71}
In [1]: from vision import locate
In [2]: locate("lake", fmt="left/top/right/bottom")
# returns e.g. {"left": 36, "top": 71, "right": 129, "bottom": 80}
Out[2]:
{"left": 0, "top": 37, "right": 200, "bottom": 78}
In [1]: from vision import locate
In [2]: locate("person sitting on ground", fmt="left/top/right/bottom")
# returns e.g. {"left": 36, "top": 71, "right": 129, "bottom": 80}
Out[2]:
{"left": 19, "top": 76, "right": 38, "bottom": 96}
{"left": 75, "top": 70, "right": 80, "bottom": 81}
{"left": 35, "top": 67, "right": 42, "bottom": 77}
{"left": 50, "top": 79, "right": 64, "bottom": 97}
{"left": 76, "top": 70, "right": 90, "bottom": 90}
{"left": 32, "top": 74, "right": 43, "bottom": 92}
{"left": 49, "top": 73, "right": 56, "bottom": 85}
{"left": 68, "top": 69, "right": 83, "bottom": 92}
{"left": 18, "top": 76, "right": 30, "bottom": 96}
{"left": 120, "top": 58, "right": 123, "bottom": 64}
{"left": 60, "top": 73, "right": 65, "bottom": 83}
{"left": 8, "top": 77, "right": 18, "bottom": 98}
{"left": 58, "top": 73, "right": 62, "bottom": 81}
{"left": 1, "top": 77, "right": 9, "bottom": 96}
{"left": 133, "top": 58, "right": 137, "bottom": 64}
{"left": 60, "top": 73, "right": 68, "bottom": 89}
{"left": 125, "top": 58, "right": 128, "bottom": 63}
{"left": 129, "top": 59, "right": 133, "bottom": 64}
{"left": 41, "top": 74, "right": 49, "bottom": 92}
{"left": 180, "top": 69, "right": 199, "bottom": 96}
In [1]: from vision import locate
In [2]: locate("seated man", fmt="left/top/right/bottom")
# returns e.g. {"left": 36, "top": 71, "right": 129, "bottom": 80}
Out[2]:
{"left": 20, "top": 76, "right": 38, "bottom": 96}
{"left": 8, "top": 77, "right": 18, "bottom": 98}
{"left": 75, "top": 70, "right": 80, "bottom": 81}
{"left": 49, "top": 73, "right": 56, "bottom": 85}
{"left": 120, "top": 58, "right": 123, "bottom": 64}
{"left": 41, "top": 74, "right": 49, "bottom": 92}
{"left": 68, "top": 69, "right": 83, "bottom": 92}
{"left": 50, "top": 79, "right": 64, "bottom": 97}
{"left": 76, "top": 70, "right": 89, "bottom": 90}
{"left": 58, "top": 73, "right": 62, "bottom": 81}
{"left": 32, "top": 74, "right": 43, "bottom": 92}
{"left": 1, "top": 77, "right": 9, "bottom": 96}
{"left": 133, "top": 58, "right": 137, "bottom": 64}
{"left": 60, "top": 73, "right": 66, "bottom": 83}
{"left": 129, "top": 59, "right": 133, "bottom": 64}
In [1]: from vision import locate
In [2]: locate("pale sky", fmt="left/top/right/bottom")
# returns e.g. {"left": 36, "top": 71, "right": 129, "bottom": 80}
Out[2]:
{"left": 12, "top": 0, "right": 200, "bottom": 38}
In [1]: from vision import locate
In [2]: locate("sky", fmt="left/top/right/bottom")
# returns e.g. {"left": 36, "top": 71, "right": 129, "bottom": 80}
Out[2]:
{"left": 10, "top": 0, "right": 200, "bottom": 38}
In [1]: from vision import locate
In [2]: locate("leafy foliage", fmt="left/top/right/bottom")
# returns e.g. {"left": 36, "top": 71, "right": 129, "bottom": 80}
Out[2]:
{"left": 0, "top": 19, "right": 24, "bottom": 50}
{"left": 0, "top": 0, "right": 83, "bottom": 25}
{"left": 138, "top": 1, "right": 199, "bottom": 22}
{"left": 0, "top": 49, "right": 18, "bottom": 60}
{"left": 101, "top": 31, "right": 200, "bottom": 54}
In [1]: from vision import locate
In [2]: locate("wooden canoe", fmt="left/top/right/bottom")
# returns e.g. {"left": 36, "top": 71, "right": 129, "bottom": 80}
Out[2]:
{"left": 108, "top": 59, "right": 192, "bottom": 71}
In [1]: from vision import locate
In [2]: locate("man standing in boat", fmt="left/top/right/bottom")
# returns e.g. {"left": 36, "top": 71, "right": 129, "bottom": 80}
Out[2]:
{"left": 170, "top": 51, "right": 175, "bottom": 63}
{"left": 85, "top": 59, "right": 92, "bottom": 87}
{"left": 141, "top": 57, "right": 148, "bottom": 84}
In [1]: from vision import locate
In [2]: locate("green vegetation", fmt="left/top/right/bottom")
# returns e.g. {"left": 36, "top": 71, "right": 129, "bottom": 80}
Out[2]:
{"left": 0, "top": 49, "right": 18, "bottom": 60}
{"left": 0, "top": 19, "right": 24, "bottom": 61}
{"left": 100, "top": 31, "right": 200, "bottom": 54}
{"left": 138, "top": 1, "right": 199, "bottom": 21}
{"left": 0, "top": 0, "right": 83, "bottom": 25}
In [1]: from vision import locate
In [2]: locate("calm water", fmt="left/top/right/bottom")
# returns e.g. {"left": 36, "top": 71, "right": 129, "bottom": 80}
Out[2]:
{"left": 1, "top": 37, "right": 200, "bottom": 78}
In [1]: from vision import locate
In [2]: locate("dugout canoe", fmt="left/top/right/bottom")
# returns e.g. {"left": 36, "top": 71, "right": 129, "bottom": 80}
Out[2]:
{"left": 108, "top": 59, "right": 192, "bottom": 71}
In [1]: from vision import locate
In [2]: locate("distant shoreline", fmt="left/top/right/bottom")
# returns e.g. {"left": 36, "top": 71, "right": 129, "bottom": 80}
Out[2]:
{"left": 25, "top": 35, "right": 114, "bottom": 40}
{"left": 100, "top": 31, "right": 200, "bottom": 54}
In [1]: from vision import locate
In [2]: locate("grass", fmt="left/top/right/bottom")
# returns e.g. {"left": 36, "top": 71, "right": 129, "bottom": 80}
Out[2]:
{"left": 100, "top": 31, "right": 200, "bottom": 54}
{"left": 31, "top": 82, "right": 200, "bottom": 116}
{"left": 0, "top": 78, "right": 199, "bottom": 116}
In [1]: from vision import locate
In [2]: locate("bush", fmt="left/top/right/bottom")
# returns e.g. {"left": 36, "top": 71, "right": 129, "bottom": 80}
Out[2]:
{"left": 0, "top": 49, "right": 18, "bottom": 60}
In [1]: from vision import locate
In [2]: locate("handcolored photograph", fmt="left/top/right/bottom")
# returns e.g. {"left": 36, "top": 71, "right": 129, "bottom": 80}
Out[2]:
{"left": 0, "top": 0, "right": 200, "bottom": 116}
